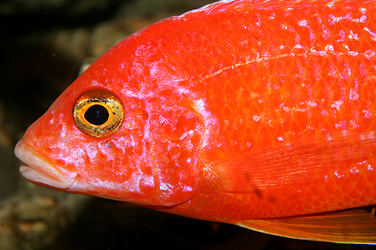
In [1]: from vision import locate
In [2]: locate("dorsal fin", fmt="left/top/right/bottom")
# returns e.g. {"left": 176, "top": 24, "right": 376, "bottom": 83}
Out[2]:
{"left": 238, "top": 207, "right": 376, "bottom": 244}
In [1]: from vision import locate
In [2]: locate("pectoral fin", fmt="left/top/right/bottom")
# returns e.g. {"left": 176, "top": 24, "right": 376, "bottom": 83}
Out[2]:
{"left": 238, "top": 207, "right": 376, "bottom": 244}
{"left": 213, "top": 132, "right": 376, "bottom": 192}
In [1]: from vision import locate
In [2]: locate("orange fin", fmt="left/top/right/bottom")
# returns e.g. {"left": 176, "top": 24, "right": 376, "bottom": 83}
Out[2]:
{"left": 213, "top": 131, "right": 376, "bottom": 192}
{"left": 237, "top": 207, "right": 376, "bottom": 244}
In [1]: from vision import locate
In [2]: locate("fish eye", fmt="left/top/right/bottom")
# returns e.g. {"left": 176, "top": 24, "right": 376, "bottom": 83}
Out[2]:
{"left": 73, "top": 90, "right": 124, "bottom": 138}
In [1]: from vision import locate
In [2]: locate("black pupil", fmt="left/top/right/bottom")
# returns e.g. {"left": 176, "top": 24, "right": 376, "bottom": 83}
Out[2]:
{"left": 85, "top": 104, "right": 109, "bottom": 125}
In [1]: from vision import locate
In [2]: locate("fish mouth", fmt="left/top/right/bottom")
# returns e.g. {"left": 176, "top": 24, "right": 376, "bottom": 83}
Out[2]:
{"left": 14, "top": 139, "right": 78, "bottom": 189}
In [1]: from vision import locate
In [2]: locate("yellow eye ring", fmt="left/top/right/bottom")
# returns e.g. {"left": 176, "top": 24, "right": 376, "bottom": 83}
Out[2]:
{"left": 73, "top": 90, "right": 124, "bottom": 138}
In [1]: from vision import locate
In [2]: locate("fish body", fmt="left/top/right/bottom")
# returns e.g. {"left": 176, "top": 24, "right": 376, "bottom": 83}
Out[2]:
{"left": 14, "top": 0, "right": 376, "bottom": 244}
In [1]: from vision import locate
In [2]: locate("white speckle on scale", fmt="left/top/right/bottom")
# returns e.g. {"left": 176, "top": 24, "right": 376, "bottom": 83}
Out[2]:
{"left": 363, "top": 110, "right": 372, "bottom": 119}
{"left": 364, "top": 27, "right": 376, "bottom": 41}
{"left": 334, "top": 170, "right": 344, "bottom": 179}
{"left": 306, "top": 100, "right": 317, "bottom": 107}
{"left": 325, "top": 44, "right": 334, "bottom": 51}
{"left": 364, "top": 50, "right": 376, "bottom": 59}
{"left": 298, "top": 20, "right": 307, "bottom": 26}
{"left": 348, "top": 30, "right": 359, "bottom": 40}
{"left": 349, "top": 167, "right": 359, "bottom": 174}
{"left": 350, "top": 88, "right": 359, "bottom": 100}
{"left": 331, "top": 100, "right": 344, "bottom": 111}
{"left": 160, "top": 182, "right": 173, "bottom": 192}
{"left": 253, "top": 115, "right": 262, "bottom": 122}
{"left": 335, "top": 121, "right": 346, "bottom": 128}
{"left": 327, "top": 1, "right": 335, "bottom": 8}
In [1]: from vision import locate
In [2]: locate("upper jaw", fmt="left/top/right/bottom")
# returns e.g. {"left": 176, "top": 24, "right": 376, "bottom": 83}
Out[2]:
{"left": 14, "top": 139, "right": 78, "bottom": 189}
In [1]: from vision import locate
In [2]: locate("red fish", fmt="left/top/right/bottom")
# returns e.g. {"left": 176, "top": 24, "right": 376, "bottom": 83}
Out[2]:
{"left": 14, "top": 0, "right": 376, "bottom": 244}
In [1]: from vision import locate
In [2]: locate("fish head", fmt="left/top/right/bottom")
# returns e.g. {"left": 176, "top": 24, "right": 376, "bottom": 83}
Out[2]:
{"left": 14, "top": 29, "right": 203, "bottom": 206}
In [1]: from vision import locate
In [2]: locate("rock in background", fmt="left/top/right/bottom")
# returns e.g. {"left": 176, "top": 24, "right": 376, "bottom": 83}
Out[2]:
{"left": 0, "top": 0, "right": 374, "bottom": 249}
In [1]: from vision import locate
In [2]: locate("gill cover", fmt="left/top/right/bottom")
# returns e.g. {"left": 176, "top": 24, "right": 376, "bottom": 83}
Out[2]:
{"left": 137, "top": 101, "right": 203, "bottom": 206}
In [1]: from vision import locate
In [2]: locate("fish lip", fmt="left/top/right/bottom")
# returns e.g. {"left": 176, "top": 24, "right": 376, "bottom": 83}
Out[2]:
{"left": 14, "top": 139, "right": 78, "bottom": 189}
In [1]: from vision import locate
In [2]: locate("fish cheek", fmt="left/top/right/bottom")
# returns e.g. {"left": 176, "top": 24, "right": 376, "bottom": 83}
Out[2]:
{"left": 74, "top": 135, "right": 150, "bottom": 198}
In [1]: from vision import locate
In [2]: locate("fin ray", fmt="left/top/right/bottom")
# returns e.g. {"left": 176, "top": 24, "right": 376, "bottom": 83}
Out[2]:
{"left": 237, "top": 207, "right": 376, "bottom": 244}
